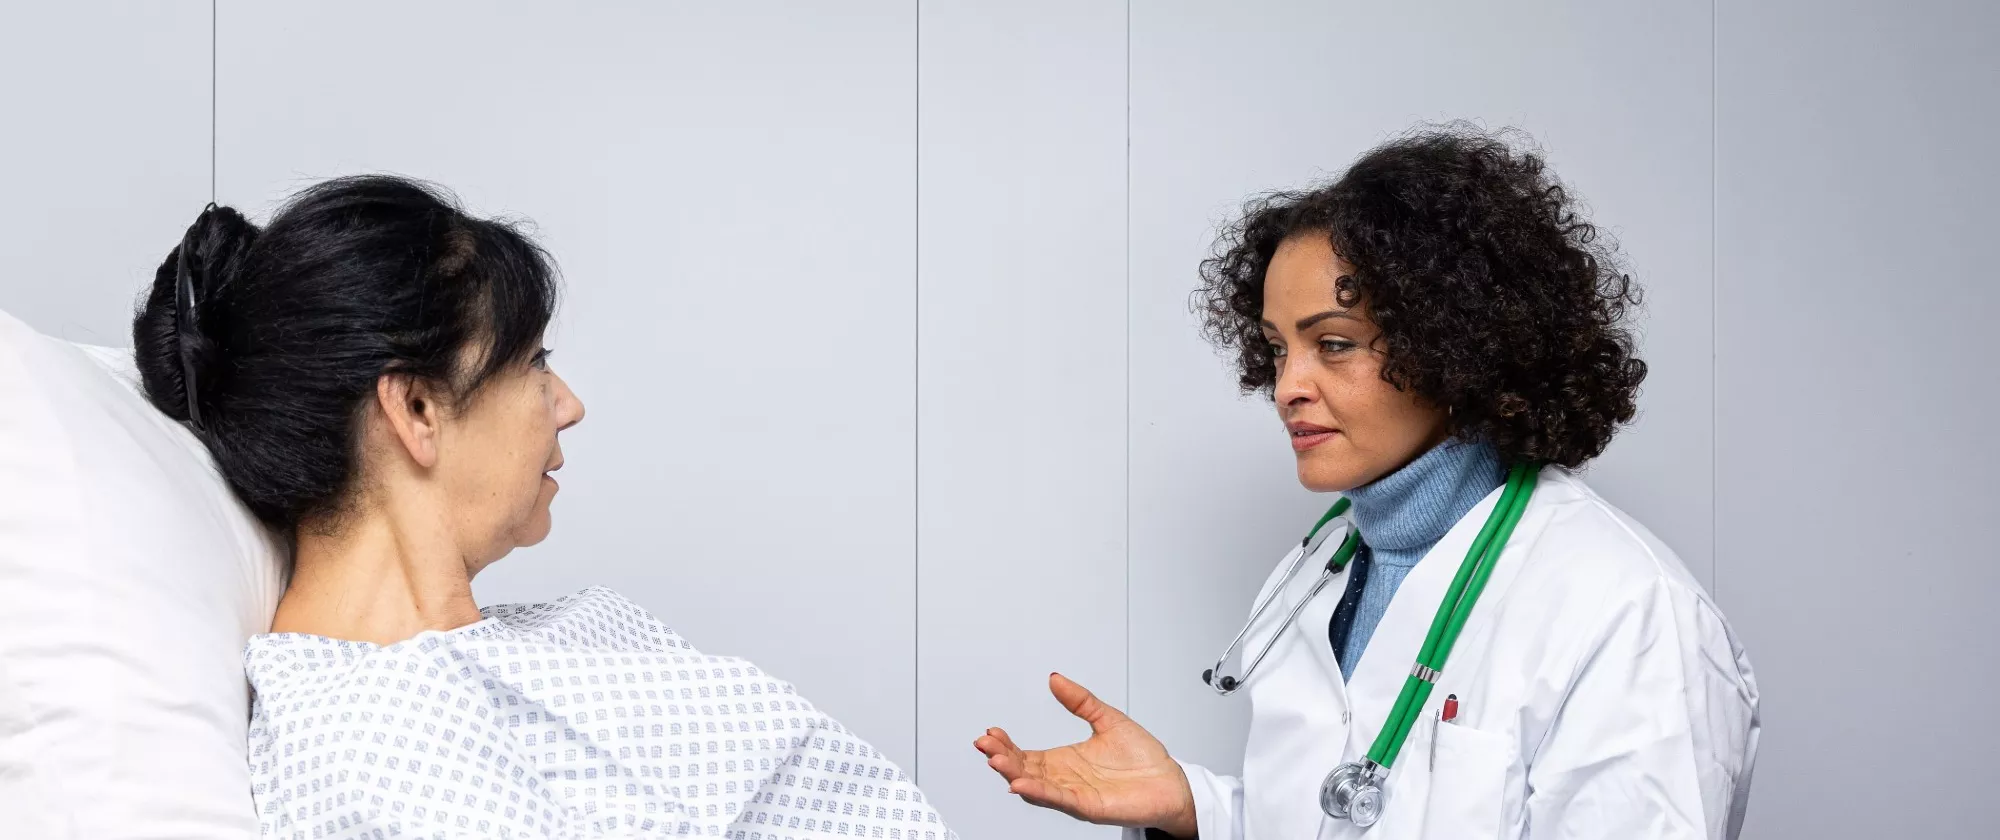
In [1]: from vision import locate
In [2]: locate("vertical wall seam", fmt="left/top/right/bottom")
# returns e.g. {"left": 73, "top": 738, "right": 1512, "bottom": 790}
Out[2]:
{"left": 1123, "top": 0, "right": 1135, "bottom": 718}
{"left": 911, "top": 0, "right": 922, "bottom": 782}
{"left": 1709, "top": 0, "right": 1720, "bottom": 601}
{"left": 210, "top": 0, "right": 217, "bottom": 202}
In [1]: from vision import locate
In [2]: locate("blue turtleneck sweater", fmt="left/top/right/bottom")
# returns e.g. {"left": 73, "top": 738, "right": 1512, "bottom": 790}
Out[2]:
{"left": 1328, "top": 439, "right": 1506, "bottom": 680}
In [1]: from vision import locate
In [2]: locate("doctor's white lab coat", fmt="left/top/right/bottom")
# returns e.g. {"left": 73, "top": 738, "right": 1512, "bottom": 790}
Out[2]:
{"left": 1134, "top": 467, "right": 1760, "bottom": 840}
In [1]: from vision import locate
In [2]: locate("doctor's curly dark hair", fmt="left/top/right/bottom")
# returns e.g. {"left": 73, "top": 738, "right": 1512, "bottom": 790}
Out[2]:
{"left": 1196, "top": 124, "right": 1646, "bottom": 469}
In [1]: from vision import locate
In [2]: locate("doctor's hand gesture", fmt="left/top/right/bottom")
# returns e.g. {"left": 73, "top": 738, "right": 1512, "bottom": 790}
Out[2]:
{"left": 974, "top": 673, "right": 1199, "bottom": 838}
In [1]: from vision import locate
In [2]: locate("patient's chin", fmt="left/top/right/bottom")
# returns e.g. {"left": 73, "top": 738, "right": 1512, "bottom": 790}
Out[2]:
{"left": 512, "top": 482, "right": 559, "bottom": 546}
{"left": 517, "top": 511, "right": 554, "bottom": 547}
{"left": 501, "top": 499, "right": 555, "bottom": 549}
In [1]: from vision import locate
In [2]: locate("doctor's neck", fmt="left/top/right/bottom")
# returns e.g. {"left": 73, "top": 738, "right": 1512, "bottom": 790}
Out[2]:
{"left": 273, "top": 498, "right": 485, "bottom": 646}
{"left": 1344, "top": 438, "right": 1507, "bottom": 552}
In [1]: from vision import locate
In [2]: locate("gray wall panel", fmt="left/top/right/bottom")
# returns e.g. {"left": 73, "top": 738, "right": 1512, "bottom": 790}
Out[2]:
{"left": 0, "top": 2, "right": 211, "bottom": 345}
{"left": 915, "top": 3, "right": 1129, "bottom": 836}
{"left": 1717, "top": 1, "right": 1999, "bottom": 835}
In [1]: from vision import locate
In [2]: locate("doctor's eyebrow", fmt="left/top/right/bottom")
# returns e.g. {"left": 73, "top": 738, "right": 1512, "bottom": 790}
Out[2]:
{"left": 1261, "top": 310, "right": 1358, "bottom": 332}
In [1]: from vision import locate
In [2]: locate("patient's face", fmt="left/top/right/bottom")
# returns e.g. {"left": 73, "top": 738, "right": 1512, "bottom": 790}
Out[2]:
{"left": 435, "top": 347, "right": 586, "bottom": 572}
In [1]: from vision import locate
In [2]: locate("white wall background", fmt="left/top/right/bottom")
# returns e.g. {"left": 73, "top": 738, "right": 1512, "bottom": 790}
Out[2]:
{"left": 3, "top": 1, "right": 1994, "bottom": 837}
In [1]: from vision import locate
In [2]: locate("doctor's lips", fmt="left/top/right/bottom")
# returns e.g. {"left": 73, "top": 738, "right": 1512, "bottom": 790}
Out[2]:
{"left": 1287, "top": 421, "right": 1338, "bottom": 452}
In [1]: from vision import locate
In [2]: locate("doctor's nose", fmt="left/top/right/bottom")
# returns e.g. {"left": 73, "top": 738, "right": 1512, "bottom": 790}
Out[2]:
{"left": 1275, "top": 354, "right": 1319, "bottom": 406}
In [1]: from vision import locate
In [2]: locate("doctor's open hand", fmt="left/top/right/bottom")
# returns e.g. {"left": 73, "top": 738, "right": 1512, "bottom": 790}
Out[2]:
{"left": 974, "top": 673, "right": 1199, "bottom": 838}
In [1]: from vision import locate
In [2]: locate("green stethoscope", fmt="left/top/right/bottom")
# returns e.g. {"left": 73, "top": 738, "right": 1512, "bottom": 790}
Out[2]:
{"left": 1200, "top": 463, "right": 1540, "bottom": 828}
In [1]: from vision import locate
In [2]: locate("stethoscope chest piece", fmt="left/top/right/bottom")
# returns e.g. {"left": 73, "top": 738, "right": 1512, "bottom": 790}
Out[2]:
{"left": 1320, "top": 762, "right": 1384, "bottom": 827}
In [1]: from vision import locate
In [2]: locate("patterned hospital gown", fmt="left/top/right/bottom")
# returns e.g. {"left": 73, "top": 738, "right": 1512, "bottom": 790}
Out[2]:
{"left": 245, "top": 587, "right": 954, "bottom": 839}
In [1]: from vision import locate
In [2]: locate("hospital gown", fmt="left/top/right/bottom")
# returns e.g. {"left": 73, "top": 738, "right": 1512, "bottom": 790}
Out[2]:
{"left": 245, "top": 587, "right": 954, "bottom": 840}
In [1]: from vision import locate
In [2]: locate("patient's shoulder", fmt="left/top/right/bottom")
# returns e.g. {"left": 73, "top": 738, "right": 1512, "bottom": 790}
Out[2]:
{"left": 479, "top": 586, "right": 692, "bottom": 652}
{"left": 244, "top": 588, "right": 695, "bottom": 700}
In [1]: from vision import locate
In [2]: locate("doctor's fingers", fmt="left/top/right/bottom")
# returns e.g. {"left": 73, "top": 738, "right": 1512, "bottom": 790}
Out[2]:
{"left": 1049, "top": 673, "right": 1128, "bottom": 732}
{"left": 984, "top": 747, "right": 1031, "bottom": 783}
{"left": 976, "top": 730, "right": 1031, "bottom": 777}
{"left": 1008, "top": 776, "right": 1087, "bottom": 820}
{"left": 974, "top": 727, "right": 1025, "bottom": 759}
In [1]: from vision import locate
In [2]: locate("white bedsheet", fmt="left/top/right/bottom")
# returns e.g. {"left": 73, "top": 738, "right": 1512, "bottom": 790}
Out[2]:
{"left": 245, "top": 587, "right": 953, "bottom": 839}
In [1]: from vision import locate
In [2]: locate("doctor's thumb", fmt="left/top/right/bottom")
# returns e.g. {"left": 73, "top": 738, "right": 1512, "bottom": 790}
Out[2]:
{"left": 1049, "top": 672, "right": 1126, "bottom": 731}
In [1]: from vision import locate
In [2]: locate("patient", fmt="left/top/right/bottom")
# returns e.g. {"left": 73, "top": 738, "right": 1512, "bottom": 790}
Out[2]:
{"left": 132, "top": 176, "right": 952, "bottom": 840}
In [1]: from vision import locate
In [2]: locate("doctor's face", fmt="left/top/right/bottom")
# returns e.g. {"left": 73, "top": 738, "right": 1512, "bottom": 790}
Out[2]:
{"left": 1261, "top": 234, "right": 1449, "bottom": 493}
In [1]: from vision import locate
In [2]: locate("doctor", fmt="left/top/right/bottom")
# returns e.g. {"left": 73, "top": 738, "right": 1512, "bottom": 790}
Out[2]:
{"left": 975, "top": 126, "right": 1760, "bottom": 839}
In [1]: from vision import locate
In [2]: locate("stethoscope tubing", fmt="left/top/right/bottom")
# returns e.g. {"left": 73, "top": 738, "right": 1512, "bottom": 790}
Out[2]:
{"left": 1369, "top": 463, "right": 1537, "bottom": 768}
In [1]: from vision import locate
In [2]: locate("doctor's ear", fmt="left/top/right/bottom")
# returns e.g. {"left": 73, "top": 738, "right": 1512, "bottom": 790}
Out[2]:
{"left": 375, "top": 372, "right": 447, "bottom": 469}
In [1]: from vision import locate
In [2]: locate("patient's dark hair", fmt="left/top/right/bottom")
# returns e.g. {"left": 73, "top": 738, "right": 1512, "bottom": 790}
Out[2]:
{"left": 133, "top": 175, "right": 559, "bottom": 531}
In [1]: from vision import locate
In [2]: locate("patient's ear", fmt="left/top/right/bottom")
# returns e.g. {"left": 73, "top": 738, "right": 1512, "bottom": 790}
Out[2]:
{"left": 375, "top": 372, "right": 445, "bottom": 469}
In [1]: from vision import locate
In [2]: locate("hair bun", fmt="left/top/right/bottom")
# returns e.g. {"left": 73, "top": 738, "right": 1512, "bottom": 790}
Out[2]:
{"left": 133, "top": 204, "right": 260, "bottom": 429}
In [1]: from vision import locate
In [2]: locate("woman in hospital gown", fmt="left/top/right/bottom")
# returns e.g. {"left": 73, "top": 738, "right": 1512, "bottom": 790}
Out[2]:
{"left": 132, "top": 176, "right": 951, "bottom": 839}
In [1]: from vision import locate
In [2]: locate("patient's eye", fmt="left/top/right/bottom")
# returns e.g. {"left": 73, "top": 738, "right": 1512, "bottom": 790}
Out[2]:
{"left": 530, "top": 348, "right": 553, "bottom": 371}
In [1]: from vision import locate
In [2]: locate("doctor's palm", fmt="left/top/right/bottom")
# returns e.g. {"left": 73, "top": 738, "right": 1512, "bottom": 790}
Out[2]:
{"left": 975, "top": 673, "right": 1196, "bottom": 833}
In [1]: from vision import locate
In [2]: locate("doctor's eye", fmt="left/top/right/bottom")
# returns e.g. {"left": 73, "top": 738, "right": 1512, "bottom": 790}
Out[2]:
{"left": 530, "top": 348, "right": 554, "bottom": 371}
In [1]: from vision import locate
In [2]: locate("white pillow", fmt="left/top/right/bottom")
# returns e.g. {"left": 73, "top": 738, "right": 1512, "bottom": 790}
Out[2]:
{"left": 0, "top": 308, "right": 285, "bottom": 839}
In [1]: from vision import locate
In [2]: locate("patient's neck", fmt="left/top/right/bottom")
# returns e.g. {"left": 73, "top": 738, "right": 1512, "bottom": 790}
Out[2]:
{"left": 272, "top": 503, "right": 484, "bottom": 646}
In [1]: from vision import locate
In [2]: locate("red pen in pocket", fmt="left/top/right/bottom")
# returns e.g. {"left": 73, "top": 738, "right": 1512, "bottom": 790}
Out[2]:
{"left": 1431, "top": 694, "right": 1463, "bottom": 771}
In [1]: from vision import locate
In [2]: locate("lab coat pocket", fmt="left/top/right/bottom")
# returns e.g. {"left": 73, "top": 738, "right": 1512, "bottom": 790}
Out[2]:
{"left": 1421, "top": 721, "right": 1510, "bottom": 840}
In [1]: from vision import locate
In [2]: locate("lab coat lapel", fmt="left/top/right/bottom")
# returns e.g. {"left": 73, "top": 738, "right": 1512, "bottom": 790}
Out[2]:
{"left": 1242, "top": 517, "right": 1357, "bottom": 707}
{"left": 1293, "top": 518, "right": 1357, "bottom": 708}
{"left": 1242, "top": 517, "right": 1358, "bottom": 839}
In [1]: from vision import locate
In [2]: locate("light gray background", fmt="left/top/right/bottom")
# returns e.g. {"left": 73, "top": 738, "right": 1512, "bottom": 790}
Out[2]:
{"left": 2, "top": 1, "right": 1993, "bottom": 837}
